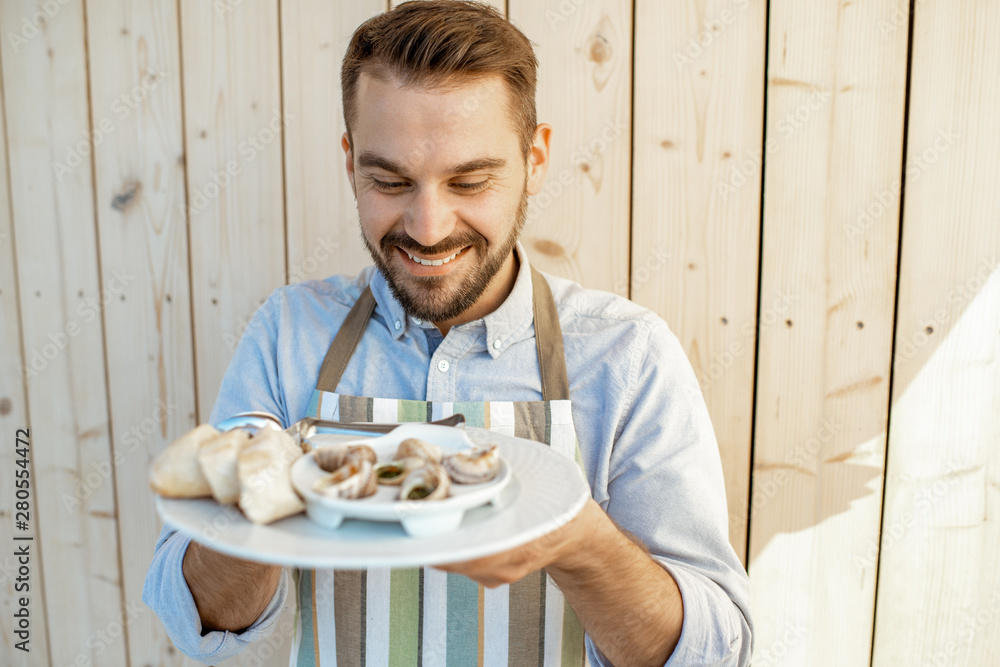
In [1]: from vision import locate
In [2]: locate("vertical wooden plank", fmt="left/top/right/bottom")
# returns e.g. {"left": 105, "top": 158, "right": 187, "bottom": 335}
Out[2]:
{"left": 872, "top": 2, "right": 1000, "bottom": 665}
{"left": 0, "top": 1, "right": 128, "bottom": 665}
{"left": 631, "top": 1, "right": 766, "bottom": 563}
{"left": 180, "top": 0, "right": 287, "bottom": 420}
{"left": 747, "top": 1, "right": 909, "bottom": 665}
{"left": 282, "top": 0, "right": 387, "bottom": 287}
{"left": 83, "top": 1, "right": 201, "bottom": 665}
{"left": 510, "top": 0, "right": 631, "bottom": 292}
{"left": 390, "top": 0, "right": 505, "bottom": 14}
{"left": 0, "top": 45, "right": 52, "bottom": 666}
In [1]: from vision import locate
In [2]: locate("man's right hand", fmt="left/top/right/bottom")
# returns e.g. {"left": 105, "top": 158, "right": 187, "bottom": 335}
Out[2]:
{"left": 182, "top": 540, "right": 283, "bottom": 632}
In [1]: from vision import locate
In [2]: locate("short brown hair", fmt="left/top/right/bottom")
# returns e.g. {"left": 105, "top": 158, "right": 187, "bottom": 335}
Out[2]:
{"left": 341, "top": 0, "right": 539, "bottom": 157}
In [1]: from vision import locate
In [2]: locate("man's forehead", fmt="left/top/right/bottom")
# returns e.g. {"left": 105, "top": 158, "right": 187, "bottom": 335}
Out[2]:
{"left": 355, "top": 69, "right": 508, "bottom": 114}
{"left": 350, "top": 72, "right": 520, "bottom": 173}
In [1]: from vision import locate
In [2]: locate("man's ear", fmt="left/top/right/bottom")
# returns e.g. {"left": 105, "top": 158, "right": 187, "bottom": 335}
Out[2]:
{"left": 525, "top": 123, "right": 552, "bottom": 196}
{"left": 342, "top": 132, "right": 357, "bottom": 198}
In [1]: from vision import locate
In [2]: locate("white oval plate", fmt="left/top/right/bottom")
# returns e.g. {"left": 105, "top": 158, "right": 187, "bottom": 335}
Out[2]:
{"left": 155, "top": 426, "right": 590, "bottom": 569}
{"left": 291, "top": 424, "right": 512, "bottom": 537}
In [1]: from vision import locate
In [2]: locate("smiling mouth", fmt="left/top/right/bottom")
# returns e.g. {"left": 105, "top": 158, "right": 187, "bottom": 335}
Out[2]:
{"left": 401, "top": 247, "right": 466, "bottom": 266}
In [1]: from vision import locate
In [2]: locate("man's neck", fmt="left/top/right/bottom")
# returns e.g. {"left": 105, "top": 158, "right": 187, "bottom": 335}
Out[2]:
{"left": 433, "top": 250, "right": 520, "bottom": 336}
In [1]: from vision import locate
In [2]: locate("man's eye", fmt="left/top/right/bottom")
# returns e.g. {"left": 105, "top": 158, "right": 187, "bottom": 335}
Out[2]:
{"left": 371, "top": 178, "right": 407, "bottom": 192}
{"left": 451, "top": 181, "right": 489, "bottom": 193}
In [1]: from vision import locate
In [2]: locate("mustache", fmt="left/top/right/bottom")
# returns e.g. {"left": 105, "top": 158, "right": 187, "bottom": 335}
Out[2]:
{"left": 380, "top": 230, "right": 487, "bottom": 257}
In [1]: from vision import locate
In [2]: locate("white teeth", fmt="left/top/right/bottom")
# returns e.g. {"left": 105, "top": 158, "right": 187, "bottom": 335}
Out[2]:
{"left": 405, "top": 250, "right": 460, "bottom": 266}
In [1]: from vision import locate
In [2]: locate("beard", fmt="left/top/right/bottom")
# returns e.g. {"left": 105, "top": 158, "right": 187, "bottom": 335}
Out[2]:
{"left": 361, "top": 182, "right": 528, "bottom": 323}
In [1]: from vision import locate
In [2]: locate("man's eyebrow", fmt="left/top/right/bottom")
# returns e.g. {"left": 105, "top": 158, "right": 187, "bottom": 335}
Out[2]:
{"left": 357, "top": 152, "right": 507, "bottom": 177}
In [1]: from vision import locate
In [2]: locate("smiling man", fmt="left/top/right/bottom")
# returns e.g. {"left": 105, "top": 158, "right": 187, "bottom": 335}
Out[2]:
{"left": 144, "top": 2, "right": 753, "bottom": 666}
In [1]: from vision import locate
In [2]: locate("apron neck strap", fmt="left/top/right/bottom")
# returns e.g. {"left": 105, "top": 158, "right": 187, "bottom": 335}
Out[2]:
{"left": 315, "top": 265, "right": 570, "bottom": 401}
{"left": 530, "top": 266, "right": 570, "bottom": 401}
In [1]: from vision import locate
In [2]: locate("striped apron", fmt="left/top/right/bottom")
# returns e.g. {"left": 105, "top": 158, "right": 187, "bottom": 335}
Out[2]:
{"left": 289, "top": 266, "right": 588, "bottom": 666}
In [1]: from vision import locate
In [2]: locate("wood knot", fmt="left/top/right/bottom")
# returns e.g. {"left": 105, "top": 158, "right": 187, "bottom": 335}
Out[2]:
{"left": 660, "top": 140, "right": 675, "bottom": 150}
{"left": 589, "top": 35, "right": 612, "bottom": 64}
{"left": 111, "top": 181, "right": 142, "bottom": 212}
{"left": 0, "top": 398, "right": 11, "bottom": 416}
{"left": 534, "top": 239, "right": 565, "bottom": 257}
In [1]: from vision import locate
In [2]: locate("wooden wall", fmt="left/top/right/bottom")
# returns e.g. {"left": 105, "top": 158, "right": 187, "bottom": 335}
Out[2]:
{"left": 0, "top": 1, "right": 997, "bottom": 665}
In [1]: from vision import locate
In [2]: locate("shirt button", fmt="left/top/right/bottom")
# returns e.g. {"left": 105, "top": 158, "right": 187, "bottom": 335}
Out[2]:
{"left": 493, "top": 339, "right": 502, "bottom": 349}
{"left": 437, "top": 359, "right": 450, "bottom": 373}
{"left": 394, "top": 320, "right": 401, "bottom": 330}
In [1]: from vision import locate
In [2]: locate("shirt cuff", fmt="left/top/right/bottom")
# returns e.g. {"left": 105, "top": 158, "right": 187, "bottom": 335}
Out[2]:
{"left": 142, "top": 527, "right": 290, "bottom": 664}
{"left": 659, "top": 559, "right": 749, "bottom": 667}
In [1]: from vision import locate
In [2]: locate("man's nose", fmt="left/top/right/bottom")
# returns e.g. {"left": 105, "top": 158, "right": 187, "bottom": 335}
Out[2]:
{"left": 404, "top": 186, "right": 456, "bottom": 248}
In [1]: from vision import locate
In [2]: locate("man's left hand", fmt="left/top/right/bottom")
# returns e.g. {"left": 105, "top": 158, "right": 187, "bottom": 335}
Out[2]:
{"left": 433, "top": 498, "right": 603, "bottom": 587}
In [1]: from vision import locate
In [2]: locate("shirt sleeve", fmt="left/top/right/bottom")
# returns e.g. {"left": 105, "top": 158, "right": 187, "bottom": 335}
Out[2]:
{"left": 144, "top": 291, "right": 293, "bottom": 661}
{"left": 208, "top": 289, "right": 292, "bottom": 428}
{"left": 590, "top": 318, "right": 754, "bottom": 667}
{"left": 142, "top": 525, "right": 290, "bottom": 664}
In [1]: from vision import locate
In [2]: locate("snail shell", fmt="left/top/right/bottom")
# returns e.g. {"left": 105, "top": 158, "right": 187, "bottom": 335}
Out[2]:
{"left": 396, "top": 438, "right": 443, "bottom": 463}
{"left": 443, "top": 444, "right": 501, "bottom": 484}
{"left": 313, "top": 443, "right": 376, "bottom": 473}
{"left": 374, "top": 456, "right": 425, "bottom": 486}
{"left": 313, "top": 444, "right": 348, "bottom": 472}
{"left": 313, "top": 459, "right": 377, "bottom": 499}
{"left": 399, "top": 461, "right": 451, "bottom": 501}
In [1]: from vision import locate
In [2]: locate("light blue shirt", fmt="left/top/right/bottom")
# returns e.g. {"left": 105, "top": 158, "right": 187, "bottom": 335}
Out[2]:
{"left": 143, "top": 243, "right": 753, "bottom": 666}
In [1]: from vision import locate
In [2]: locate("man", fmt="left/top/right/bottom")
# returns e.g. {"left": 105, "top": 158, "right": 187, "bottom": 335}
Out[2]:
{"left": 144, "top": 2, "right": 753, "bottom": 665}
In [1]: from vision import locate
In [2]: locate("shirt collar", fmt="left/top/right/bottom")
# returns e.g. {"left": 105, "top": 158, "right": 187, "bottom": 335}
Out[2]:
{"left": 368, "top": 242, "right": 536, "bottom": 358}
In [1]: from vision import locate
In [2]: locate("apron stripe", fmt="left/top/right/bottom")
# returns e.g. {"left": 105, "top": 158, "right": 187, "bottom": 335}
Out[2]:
{"left": 335, "top": 570, "right": 366, "bottom": 667}
{"left": 445, "top": 573, "right": 479, "bottom": 667}
{"left": 338, "top": 395, "right": 371, "bottom": 423}
{"left": 397, "top": 399, "right": 428, "bottom": 423}
{"left": 483, "top": 584, "right": 509, "bottom": 667}
{"left": 388, "top": 569, "right": 420, "bottom": 667}
{"left": 453, "top": 402, "right": 485, "bottom": 429}
{"left": 366, "top": 568, "right": 392, "bottom": 666}
{"left": 512, "top": 402, "right": 547, "bottom": 444}
{"left": 489, "top": 402, "right": 515, "bottom": 438}
{"left": 315, "top": 569, "right": 338, "bottom": 666}
{"left": 422, "top": 567, "right": 449, "bottom": 666}
{"left": 418, "top": 568, "right": 425, "bottom": 663}
{"left": 507, "top": 570, "right": 544, "bottom": 665}
{"left": 372, "top": 397, "right": 397, "bottom": 424}
{"left": 296, "top": 569, "right": 317, "bottom": 666}
{"left": 477, "top": 583, "right": 485, "bottom": 667}
{"left": 542, "top": 574, "right": 565, "bottom": 667}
